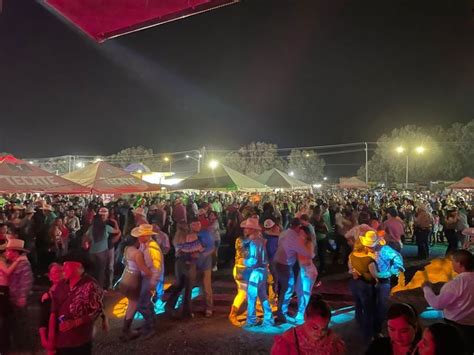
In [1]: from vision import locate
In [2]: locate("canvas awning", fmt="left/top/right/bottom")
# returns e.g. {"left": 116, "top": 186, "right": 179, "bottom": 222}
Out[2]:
{"left": 338, "top": 177, "right": 368, "bottom": 189}
{"left": 447, "top": 177, "right": 474, "bottom": 190}
{"left": 177, "top": 164, "right": 270, "bottom": 192}
{"left": 256, "top": 169, "right": 311, "bottom": 190}
{"left": 0, "top": 155, "right": 90, "bottom": 194}
{"left": 42, "top": 0, "right": 239, "bottom": 43}
{"left": 63, "top": 161, "right": 160, "bottom": 194}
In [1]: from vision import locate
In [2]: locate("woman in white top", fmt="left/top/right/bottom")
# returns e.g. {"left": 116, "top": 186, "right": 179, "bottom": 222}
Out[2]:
{"left": 208, "top": 211, "right": 221, "bottom": 271}
{"left": 116, "top": 237, "right": 152, "bottom": 341}
{"left": 294, "top": 226, "right": 319, "bottom": 323}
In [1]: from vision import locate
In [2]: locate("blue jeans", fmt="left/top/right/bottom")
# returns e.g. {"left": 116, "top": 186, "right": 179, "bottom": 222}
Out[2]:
{"left": 415, "top": 228, "right": 431, "bottom": 259}
{"left": 349, "top": 279, "right": 374, "bottom": 340}
{"left": 137, "top": 277, "right": 155, "bottom": 331}
{"left": 275, "top": 263, "right": 294, "bottom": 319}
{"left": 374, "top": 279, "right": 391, "bottom": 334}
{"left": 246, "top": 268, "right": 273, "bottom": 325}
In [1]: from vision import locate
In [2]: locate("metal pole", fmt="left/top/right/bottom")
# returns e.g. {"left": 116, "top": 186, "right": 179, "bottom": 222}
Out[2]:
{"left": 197, "top": 155, "right": 201, "bottom": 174}
{"left": 364, "top": 142, "right": 368, "bottom": 184}
{"left": 406, "top": 154, "right": 409, "bottom": 189}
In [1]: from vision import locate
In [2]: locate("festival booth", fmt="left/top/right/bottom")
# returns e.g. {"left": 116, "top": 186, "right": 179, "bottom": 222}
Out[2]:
{"left": 256, "top": 168, "right": 311, "bottom": 191}
{"left": 0, "top": 155, "right": 90, "bottom": 194}
{"left": 62, "top": 161, "right": 160, "bottom": 194}
{"left": 42, "top": 0, "right": 239, "bottom": 43}
{"left": 338, "top": 176, "right": 368, "bottom": 190}
{"left": 177, "top": 164, "right": 270, "bottom": 192}
{"left": 447, "top": 176, "right": 474, "bottom": 190}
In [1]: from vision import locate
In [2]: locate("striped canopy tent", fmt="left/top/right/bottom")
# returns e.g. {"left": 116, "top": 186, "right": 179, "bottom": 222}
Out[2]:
{"left": 256, "top": 168, "right": 311, "bottom": 190}
{"left": 177, "top": 164, "right": 270, "bottom": 192}
{"left": 0, "top": 155, "right": 89, "bottom": 194}
{"left": 63, "top": 161, "right": 160, "bottom": 194}
{"left": 447, "top": 177, "right": 474, "bottom": 190}
{"left": 338, "top": 176, "right": 368, "bottom": 189}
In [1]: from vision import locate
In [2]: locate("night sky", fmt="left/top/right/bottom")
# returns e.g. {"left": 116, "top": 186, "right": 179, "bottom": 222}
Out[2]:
{"left": 1, "top": 0, "right": 473, "bottom": 161}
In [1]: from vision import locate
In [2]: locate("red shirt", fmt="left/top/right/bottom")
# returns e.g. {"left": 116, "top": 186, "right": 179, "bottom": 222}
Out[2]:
{"left": 52, "top": 275, "right": 103, "bottom": 349}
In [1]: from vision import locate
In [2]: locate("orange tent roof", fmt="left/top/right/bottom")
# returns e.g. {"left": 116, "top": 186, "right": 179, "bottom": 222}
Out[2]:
{"left": 63, "top": 161, "right": 160, "bottom": 194}
{"left": 447, "top": 177, "right": 474, "bottom": 190}
{"left": 0, "top": 155, "right": 90, "bottom": 194}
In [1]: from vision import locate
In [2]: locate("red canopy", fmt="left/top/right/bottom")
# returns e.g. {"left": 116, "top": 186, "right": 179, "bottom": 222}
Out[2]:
{"left": 447, "top": 177, "right": 474, "bottom": 190}
{"left": 0, "top": 155, "right": 90, "bottom": 194}
{"left": 62, "top": 161, "right": 160, "bottom": 194}
{"left": 43, "top": 0, "right": 239, "bottom": 43}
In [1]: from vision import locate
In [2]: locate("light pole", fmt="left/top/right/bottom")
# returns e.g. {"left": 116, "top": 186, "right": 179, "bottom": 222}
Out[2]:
{"left": 395, "top": 146, "right": 425, "bottom": 189}
{"left": 163, "top": 156, "right": 171, "bottom": 172}
{"left": 186, "top": 153, "right": 202, "bottom": 173}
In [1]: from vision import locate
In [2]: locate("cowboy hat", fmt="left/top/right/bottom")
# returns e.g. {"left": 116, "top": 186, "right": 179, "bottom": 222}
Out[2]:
{"left": 263, "top": 219, "right": 275, "bottom": 229}
{"left": 40, "top": 204, "right": 54, "bottom": 212}
{"left": 148, "top": 204, "right": 158, "bottom": 211}
{"left": 133, "top": 207, "right": 146, "bottom": 217}
{"left": 5, "top": 239, "right": 29, "bottom": 253}
{"left": 359, "top": 230, "right": 382, "bottom": 248}
{"left": 13, "top": 205, "right": 25, "bottom": 210}
{"left": 462, "top": 228, "right": 474, "bottom": 237}
{"left": 240, "top": 217, "right": 261, "bottom": 231}
{"left": 131, "top": 224, "right": 157, "bottom": 238}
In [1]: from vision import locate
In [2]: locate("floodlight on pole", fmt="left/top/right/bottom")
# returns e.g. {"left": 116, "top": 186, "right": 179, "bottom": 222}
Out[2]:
{"left": 163, "top": 157, "right": 171, "bottom": 172}
{"left": 76, "top": 161, "right": 85, "bottom": 168}
{"left": 209, "top": 160, "right": 219, "bottom": 170}
{"left": 323, "top": 177, "right": 328, "bottom": 181}
{"left": 415, "top": 146, "right": 425, "bottom": 154}
{"left": 395, "top": 146, "right": 405, "bottom": 154}
{"left": 289, "top": 171, "right": 295, "bottom": 177}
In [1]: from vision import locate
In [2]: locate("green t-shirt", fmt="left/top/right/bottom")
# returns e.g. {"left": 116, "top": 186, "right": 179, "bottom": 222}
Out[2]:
{"left": 88, "top": 224, "right": 114, "bottom": 254}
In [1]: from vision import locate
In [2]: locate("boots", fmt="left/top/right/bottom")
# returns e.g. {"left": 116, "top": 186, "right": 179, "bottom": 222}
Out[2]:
{"left": 228, "top": 306, "right": 243, "bottom": 327}
{"left": 120, "top": 318, "right": 140, "bottom": 342}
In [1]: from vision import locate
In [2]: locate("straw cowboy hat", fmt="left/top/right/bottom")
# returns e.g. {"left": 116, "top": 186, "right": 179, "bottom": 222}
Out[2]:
{"left": 41, "top": 204, "right": 54, "bottom": 212}
{"left": 263, "top": 219, "right": 275, "bottom": 229}
{"left": 240, "top": 217, "right": 261, "bottom": 231}
{"left": 133, "top": 207, "right": 146, "bottom": 217}
{"left": 359, "top": 230, "right": 383, "bottom": 248}
{"left": 131, "top": 224, "right": 157, "bottom": 238}
{"left": 13, "top": 205, "right": 25, "bottom": 210}
{"left": 5, "top": 239, "right": 29, "bottom": 253}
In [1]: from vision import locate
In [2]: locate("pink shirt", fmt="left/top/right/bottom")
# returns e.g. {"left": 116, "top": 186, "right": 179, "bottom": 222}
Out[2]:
{"left": 383, "top": 218, "right": 405, "bottom": 243}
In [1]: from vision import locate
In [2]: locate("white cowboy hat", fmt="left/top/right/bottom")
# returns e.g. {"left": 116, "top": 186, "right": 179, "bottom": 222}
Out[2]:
{"left": 131, "top": 224, "right": 157, "bottom": 238}
{"left": 462, "top": 228, "right": 474, "bottom": 237}
{"left": 5, "top": 239, "right": 29, "bottom": 253}
{"left": 240, "top": 217, "right": 261, "bottom": 231}
{"left": 359, "top": 230, "right": 382, "bottom": 248}
{"left": 263, "top": 219, "right": 275, "bottom": 229}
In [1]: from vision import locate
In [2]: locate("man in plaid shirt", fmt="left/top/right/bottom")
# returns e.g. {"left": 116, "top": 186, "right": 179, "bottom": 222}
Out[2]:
{"left": 5, "top": 239, "right": 34, "bottom": 352}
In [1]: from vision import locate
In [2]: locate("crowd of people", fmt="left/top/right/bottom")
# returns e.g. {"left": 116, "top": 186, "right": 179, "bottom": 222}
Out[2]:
{"left": 0, "top": 187, "right": 472, "bottom": 354}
